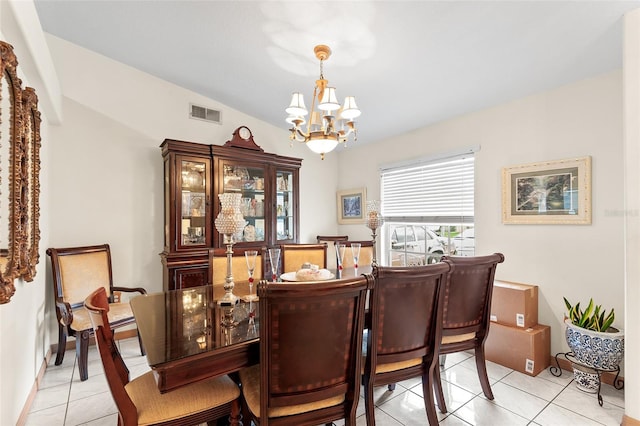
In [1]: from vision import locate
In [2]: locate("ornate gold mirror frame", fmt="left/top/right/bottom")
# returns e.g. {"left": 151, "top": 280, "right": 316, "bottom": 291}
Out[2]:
{"left": 0, "top": 41, "right": 42, "bottom": 304}
{"left": 21, "top": 87, "right": 41, "bottom": 282}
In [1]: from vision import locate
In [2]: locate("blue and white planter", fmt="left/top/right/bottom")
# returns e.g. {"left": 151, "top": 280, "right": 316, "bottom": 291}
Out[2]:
{"left": 564, "top": 318, "right": 624, "bottom": 392}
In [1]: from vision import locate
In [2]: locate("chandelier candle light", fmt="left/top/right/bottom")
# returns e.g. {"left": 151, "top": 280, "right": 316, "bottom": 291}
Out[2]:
{"left": 214, "top": 193, "right": 246, "bottom": 305}
{"left": 366, "top": 200, "right": 384, "bottom": 266}
{"left": 286, "top": 44, "right": 361, "bottom": 160}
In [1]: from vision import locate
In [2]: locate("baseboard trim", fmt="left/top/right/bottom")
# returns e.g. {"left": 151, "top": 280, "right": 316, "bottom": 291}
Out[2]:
{"left": 16, "top": 348, "right": 52, "bottom": 426}
{"left": 19, "top": 330, "right": 139, "bottom": 425}
{"left": 622, "top": 414, "right": 640, "bottom": 426}
{"left": 548, "top": 355, "right": 624, "bottom": 387}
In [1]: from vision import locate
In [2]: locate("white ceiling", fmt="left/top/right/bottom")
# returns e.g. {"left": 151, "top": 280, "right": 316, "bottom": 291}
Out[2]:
{"left": 33, "top": 0, "right": 640, "bottom": 146}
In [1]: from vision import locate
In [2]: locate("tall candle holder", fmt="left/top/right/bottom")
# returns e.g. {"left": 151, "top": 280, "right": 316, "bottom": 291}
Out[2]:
{"left": 366, "top": 200, "right": 384, "bottom": 266}
{"left": 214, "top": 193, "right": 246, "bottom": 306}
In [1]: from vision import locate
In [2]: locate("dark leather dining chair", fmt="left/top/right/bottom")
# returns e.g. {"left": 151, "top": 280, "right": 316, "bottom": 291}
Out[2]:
{"left": 47, "top": 244, "right": 146, "bottom": 381}
{"left": 85, "top": 287, "right": 241, "bottom": 425}
{"left": 363, "top": 263, "right": 451, "bottom": 425}
{"left": 238, "top": 274, "right": 374, "bottom": 425}
{"left": 433, "top": 253, "right": 505, "bottom": 413}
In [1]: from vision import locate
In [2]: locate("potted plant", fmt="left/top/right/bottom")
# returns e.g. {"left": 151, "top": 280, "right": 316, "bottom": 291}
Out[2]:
{"left": 563, "top": 297, "right": 624, "bottom": 392}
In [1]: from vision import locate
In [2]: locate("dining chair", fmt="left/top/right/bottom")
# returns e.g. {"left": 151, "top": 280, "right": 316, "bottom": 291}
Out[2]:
{"left": 316, "top": 235, "right": 349, "bottom": 244}
{"left": 47, "top": 244, "right": 146, "bottom": 381}
{"left": 364, "top": 263, "right": 451, "bottom": 425}
{"left": 316, "top": 235, "right": 349, "bottom": 269}
{"left": 85, "top": 288, "right": 241, "bottom": 426}
{"left": 238, "top": 274, "right": 374, "bottom": 425}
{"left": 209, "top": 247, "right": 264, "bottom": 298}
{"left": 433, "top": 253, "right": 505, "bottom": 413}
{"left": 339, "top": 240, "right": 374, "bottom": 269}
{"left": 280, "top": 243, "right": 327, "bottom": 273}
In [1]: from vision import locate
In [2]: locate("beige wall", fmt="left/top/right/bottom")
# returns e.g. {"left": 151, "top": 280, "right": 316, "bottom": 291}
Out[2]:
{"left": 339, "top": 70, "right": 626, "bottom": 359}
{"left": 623, "top": 9, "right": 640, "bottom": 421}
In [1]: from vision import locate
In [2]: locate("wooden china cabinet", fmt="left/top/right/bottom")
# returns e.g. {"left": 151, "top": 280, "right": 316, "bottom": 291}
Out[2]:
{"left": 160, "top": 126, "right": 302, "bottom": 291}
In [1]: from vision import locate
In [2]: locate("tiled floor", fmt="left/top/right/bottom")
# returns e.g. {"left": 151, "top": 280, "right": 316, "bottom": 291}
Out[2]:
{"left": 25, "top": 337, "right": 625, "bottom": 425}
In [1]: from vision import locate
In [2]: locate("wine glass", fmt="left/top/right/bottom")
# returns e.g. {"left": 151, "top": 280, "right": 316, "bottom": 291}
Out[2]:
{"left": 243, "top": 250, "right": 258, "bottom": 302}
{"left": 268, "top": 247, "right": 281, "bottom": 281}
{"left": 335, "top": 243, "right": 345, "bottom": 275}
{"left": 351, "top": 243, "right": 361, "bottom": 269}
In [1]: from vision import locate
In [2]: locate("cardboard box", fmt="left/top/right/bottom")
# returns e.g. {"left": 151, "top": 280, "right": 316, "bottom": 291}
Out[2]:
{"left": 485, "top": 322, "right": 550, "bottom": 376}
{"left": 491, "top": 280, "right": 538, "bottom": 328}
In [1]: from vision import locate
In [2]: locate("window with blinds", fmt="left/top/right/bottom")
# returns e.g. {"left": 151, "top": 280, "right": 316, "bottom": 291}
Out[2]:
{"left": 380, "top": 151, "right": 476, "bottom": 265}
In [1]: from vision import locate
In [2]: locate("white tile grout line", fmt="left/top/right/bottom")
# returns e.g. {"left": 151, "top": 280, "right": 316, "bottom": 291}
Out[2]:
{"left": 62, "top": 355, "right": 77, "bottom": 426}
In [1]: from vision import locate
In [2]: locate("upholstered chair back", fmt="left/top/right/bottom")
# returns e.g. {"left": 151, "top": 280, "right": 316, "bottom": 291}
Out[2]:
{"left": 339, "top": 240, "right": 374, "bottom": 269}
{"left": 280, "top": 243, "right": 327, "bottom": 273}
{"left": 58, "top": 250, "right": 112, "bottom": 305}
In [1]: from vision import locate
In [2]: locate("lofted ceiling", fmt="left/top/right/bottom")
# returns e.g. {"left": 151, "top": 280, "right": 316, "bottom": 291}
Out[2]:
{"left": 34, "top": 0, "right": 640, "bottom": 146}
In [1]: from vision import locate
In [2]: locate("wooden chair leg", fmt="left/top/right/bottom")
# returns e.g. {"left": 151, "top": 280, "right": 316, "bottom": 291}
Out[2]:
{"left": 363, "top": 376, "right": 376, "bottom": 426}
{"left": 54, "top": 325, "right": 67, "bottom": 365}
{"left": 433, "top": 360, "right": 447, "bottom": 413}
{"left": 240, "top": 397, "right": 252, "bottom": 426}
{"left": 77, "top": 330, "right": 91, "bottom": 381}
{"left": 422, "top": 370, "right": 439, "bottom": 426}
{"left": 474, "top": 346, "right": 494, "bottom": 400}
{"left": 228, "top": 399, "right": 241, "bottom": 426}
{"left": 136, "top": 328, "right": 146, "bottom": 356}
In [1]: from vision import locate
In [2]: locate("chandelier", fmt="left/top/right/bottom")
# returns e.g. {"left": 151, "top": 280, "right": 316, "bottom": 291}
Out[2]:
{"left": 285, "top": 45, "right": 361, "bottom": 160}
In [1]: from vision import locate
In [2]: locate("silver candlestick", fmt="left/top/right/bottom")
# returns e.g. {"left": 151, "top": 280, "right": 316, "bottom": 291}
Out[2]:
{"left": 366, "top": 200, "right": 384, "bottom": 266}
{"left": 214, "top": 193, "right": 246, "bottom": 306}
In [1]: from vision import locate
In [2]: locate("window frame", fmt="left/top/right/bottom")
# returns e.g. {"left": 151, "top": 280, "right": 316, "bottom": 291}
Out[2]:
{"left": 379, "top": 148, "right": 477, "bottom": 266}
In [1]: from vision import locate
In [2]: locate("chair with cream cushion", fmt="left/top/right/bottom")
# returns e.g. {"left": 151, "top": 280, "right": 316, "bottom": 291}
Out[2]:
{"left": 209, "top": 247, "right": 264, "bottom": 299}
{"left": 280, "top": 243, "right": 327, "bottom": 273}
{"left": 339, "top": 240, "right": 374, "bottom": 269}
{"left": 239, "top": 274, "right": 374, "bottom": 425}
{"left": 316, "top": 235, "right": 349, "bottom": 269}
{"left": 85, "top": 287, "right": 241, "bottom": 425}
{"left": 433, "top": 253, "right": 505, "bottom": 413}
{"left": 47, "top": 244, "right": 146, "bottom": 381}
{"left": 363, "top": 263, "right": 451, "bottom": 425}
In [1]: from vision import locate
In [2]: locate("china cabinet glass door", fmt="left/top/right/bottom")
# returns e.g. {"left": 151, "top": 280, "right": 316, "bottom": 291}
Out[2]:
{"left": 178, "top": 157, "right": 209, "bottom": 249}
{"left": 276, "top": 169, "right": 295, "bottom": 242}
{"left": 222, "top": 164, "right": 266, "bottom": 244}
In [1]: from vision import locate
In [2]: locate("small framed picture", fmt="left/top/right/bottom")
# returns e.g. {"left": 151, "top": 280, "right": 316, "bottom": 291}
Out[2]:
{"left": 502, "top": 156, "right": 591, "bottom": 224}
{"left": 337, "top": 188, "right": 366, "bottom": 224}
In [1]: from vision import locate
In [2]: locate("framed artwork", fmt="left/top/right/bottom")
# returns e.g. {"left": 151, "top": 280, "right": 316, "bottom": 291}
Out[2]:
{"left": 337, "top": 187, "right": 366, "bottom": 224}
{"left": 502, "top": 156, "right": 591, "bottom": 225}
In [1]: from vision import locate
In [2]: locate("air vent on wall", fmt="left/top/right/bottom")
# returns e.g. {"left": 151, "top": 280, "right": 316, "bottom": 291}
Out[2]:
{"left": 189, "top": 103, "right": 222, "bottom": 124}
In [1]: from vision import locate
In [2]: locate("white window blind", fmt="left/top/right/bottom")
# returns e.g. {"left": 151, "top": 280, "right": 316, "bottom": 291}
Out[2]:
{"left": 381, "top": 153, "right": 475, "bottom": 224}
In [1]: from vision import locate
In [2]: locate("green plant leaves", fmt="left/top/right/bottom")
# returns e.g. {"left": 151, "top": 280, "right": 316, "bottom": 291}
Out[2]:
{"left": 563, "top": 297, "right": 615, "bottom": 332}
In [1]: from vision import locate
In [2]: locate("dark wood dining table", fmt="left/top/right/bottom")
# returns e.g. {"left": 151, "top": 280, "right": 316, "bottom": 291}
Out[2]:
{"left": 130, "top": 265, "right": 372, "bottom": 393}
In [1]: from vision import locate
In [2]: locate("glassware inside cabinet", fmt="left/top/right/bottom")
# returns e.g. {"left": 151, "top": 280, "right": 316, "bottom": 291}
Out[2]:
{"left": 223, "top": 164, "right": 266, "bottom": 243}
{"left": 276, "top": 170, "right": 294, "bottom": 241}
{"left": 180, "top": 160, "right": 206, "bottom": 246}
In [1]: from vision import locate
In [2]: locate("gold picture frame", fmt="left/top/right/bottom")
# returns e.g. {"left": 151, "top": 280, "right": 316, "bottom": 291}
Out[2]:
{"left": 337, "top": 187, "right": 366, "bottom": 224}
{"left": 502, "top": 156, "right": 591, "bottom": 225}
